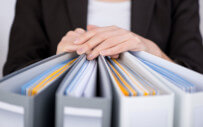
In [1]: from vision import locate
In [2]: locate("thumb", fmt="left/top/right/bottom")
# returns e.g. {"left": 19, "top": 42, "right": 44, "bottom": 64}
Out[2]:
{"left": 87, "top": 25, "right": 99, "bottom": 31}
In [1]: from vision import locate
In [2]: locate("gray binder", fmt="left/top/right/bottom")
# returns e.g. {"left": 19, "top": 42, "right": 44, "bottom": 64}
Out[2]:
{"left": 55, "top": 56, "right": 112, "bottom": 127}
{"left": 0, "top": 53, "right": 78, "bottom": 127}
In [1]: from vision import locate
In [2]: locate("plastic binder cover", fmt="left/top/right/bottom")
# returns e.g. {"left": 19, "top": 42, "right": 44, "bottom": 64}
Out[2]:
{"left": 55, "top": 56, "right": 112, "bottom": 127}
{"left": 0, "top": 53, "right": 78, "bottom": 127}
{"left": 101, "top": 53, "right": 174, "bottom": 127}
{"left": 133, "top": 51, "right": 203, "bottom": 127}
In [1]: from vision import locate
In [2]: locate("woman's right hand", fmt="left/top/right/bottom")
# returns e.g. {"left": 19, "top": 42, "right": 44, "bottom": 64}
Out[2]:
{"left": 56, "top": 28, "right": 86, "bottom": 54}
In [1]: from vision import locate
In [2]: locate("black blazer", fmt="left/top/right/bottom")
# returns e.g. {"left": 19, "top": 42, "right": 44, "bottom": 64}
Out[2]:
{"left": 3, "top": 0, "right": 203, "bottom": 75}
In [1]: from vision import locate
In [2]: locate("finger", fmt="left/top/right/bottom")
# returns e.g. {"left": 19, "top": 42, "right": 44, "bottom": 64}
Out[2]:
{"left": 77, "top": 29, "right": 125, "bottom": 55}
{"left": 57, "top": 30, "right": 84, "bottom": 54}
{"left": 62, "top": 31, "right": 81, "bottom": 43}
{"left": 86, "top": 32, "right": 131, "bottom": 59}
{"left": 74, "top": 25, "right": 119, "bottom": 44}
{"left": 87, "top": 51, "right": 119, "bottom": 60}
{"left": 92, "top": 33, "right": 132, "bottom": 53}
{"left": 86, "top": 50, "right": 92, "bottom": 55}
{"left": 87, "top": 25, "right": 99, "bottom": 31}
{"left": 64, "top": 44, "right": 80, "bottom": 52}
{"left": 64, "top": 31, "right": 80, "bottom": 39}
{"left": 65, "top": 30, "right": 79, "bottom": 36}
{"left": 57, "top": 43, "right": 79, "bottom": 54}
{"left": 100, "top": 41, "right": 132, "bottom": 56}
{"left": 74, "top": 28, "right": 86, "bottom": 34}
{"left": 110, "top": 54, "right": 119, "bottom": 59}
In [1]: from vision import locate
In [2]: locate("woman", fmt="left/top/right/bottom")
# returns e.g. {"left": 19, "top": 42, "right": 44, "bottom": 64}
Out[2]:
{"left": 3, "top": 0, "right": 203, "bottom": 75}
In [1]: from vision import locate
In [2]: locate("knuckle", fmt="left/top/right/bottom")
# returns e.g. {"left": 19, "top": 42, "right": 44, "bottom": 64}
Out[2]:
{"left": 75, "top": 28, "right": 83, "bottom": 31}
{"left": 75, "top": 28, "right": 85, "bottom": 33}
{"left": 66, "top": 31, "right": 75, "bottom": 36}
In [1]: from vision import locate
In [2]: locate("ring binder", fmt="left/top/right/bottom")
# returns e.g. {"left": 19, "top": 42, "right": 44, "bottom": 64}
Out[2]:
{"left": 0, "top": 53, "right": 78, "bottom": 127}
{"left": 0, "top": 51, "right": 202, "bottom": 127}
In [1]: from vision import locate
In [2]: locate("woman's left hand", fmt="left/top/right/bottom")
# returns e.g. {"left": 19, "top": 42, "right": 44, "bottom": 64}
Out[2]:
{"left": 75, "top": 25, "right": 173, "bottom": 62}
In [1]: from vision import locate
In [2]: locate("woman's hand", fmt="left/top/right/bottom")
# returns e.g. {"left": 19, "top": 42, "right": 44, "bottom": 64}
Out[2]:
{"left": 75, "top": 25, "right": 173, "bottom": 62}
{"left": 56, "top": 28, "right": 86, "bottom": 54}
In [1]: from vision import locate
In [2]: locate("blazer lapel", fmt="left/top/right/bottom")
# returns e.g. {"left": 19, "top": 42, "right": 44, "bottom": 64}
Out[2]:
{"left": 66, "top": 0, "right": 88, "bottom": 30}
{"left": 131, "top": 0, "right": 156, "bottom": 37}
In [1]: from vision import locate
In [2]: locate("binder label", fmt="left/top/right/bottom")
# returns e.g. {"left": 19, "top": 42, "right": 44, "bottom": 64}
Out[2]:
{"left": 64, "top": 107, "right": 102, "bottom": 118}
{"left": 0, "top": 101, "right": 24, "bottom": 114}
{"left": 0, "top": 101, "right": 24, "bottom": 127}
{"left": 64, "top": 107, "right": 103, "bottom": 127}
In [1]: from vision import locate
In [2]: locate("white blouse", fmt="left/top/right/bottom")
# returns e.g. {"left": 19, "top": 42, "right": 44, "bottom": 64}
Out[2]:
{"left": 87, "top": 0, "right": 131, "bottom": 31}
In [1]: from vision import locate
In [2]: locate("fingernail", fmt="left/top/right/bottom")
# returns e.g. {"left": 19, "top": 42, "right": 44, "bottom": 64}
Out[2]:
{"left": 78, "top": 48, "right": 84, "bottom": 54}
{"left": 74, "top": 39, "right": 79, "bottom": 44}
{"left": 87, "top": 54, "right": 94, "bottom": 60}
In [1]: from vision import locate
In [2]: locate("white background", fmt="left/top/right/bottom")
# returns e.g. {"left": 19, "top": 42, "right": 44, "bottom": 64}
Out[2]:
{"left": 0, "top": 0, "right": 203, "bottom": 78}
{"left": 0, "top": 0, "right": 16, "bottom": 78}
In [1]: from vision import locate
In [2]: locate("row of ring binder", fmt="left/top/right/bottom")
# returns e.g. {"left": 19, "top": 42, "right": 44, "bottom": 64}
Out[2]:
{"left": 0, "top": 51, "right": 202, "bottom": 127}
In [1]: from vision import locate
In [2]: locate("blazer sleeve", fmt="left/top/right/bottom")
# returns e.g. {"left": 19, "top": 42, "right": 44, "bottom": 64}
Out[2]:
{"left": 3, "top": 0, "right": 49, "bottom": 76}
{"left": 169, "top": 0, "right": 203, "bottom": 73}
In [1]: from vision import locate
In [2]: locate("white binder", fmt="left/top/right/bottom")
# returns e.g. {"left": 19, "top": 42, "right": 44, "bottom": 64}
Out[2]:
{"left": 100, "top": 53, "right": 175, "bottom": 127}
{"left": 132, "top": 51, "right": 203, "bottom": 127}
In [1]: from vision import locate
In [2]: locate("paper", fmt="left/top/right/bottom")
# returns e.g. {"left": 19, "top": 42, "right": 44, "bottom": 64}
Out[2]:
{"left": 83, "top": 61, "right": 97, "bottom": 97}
{"left": 131, "top": 51, "right": 203, "bottom": 90}
{"left": 66, "top": 60, "right": 97, "bottom": 97}
{"left": 110, "top": 58, "right": 157, "bottom": 96}
{"left": 106, "top": 59, "right": 136, "bottom": 96}
{"left": 64, "top": 60, "right": 89, "bottom": 95}
{"left": 138, "top": 57, "right": 196, "bottom": 93}
{"left": 106, "top": 57, "right": 159, "bottom": 96}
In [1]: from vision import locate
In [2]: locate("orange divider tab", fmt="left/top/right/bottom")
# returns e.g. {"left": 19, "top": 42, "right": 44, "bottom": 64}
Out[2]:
{"left": 109, "top": 61, "right": 137, "bottom": 96}
{"left": 30, "top": 58, "right": 76, "bottom": 96}
{"left": 112, "top": 59, "right": 149, "bottom": 96}
{"left": 109, "top": 66, "right": 129, "bottom": 96}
